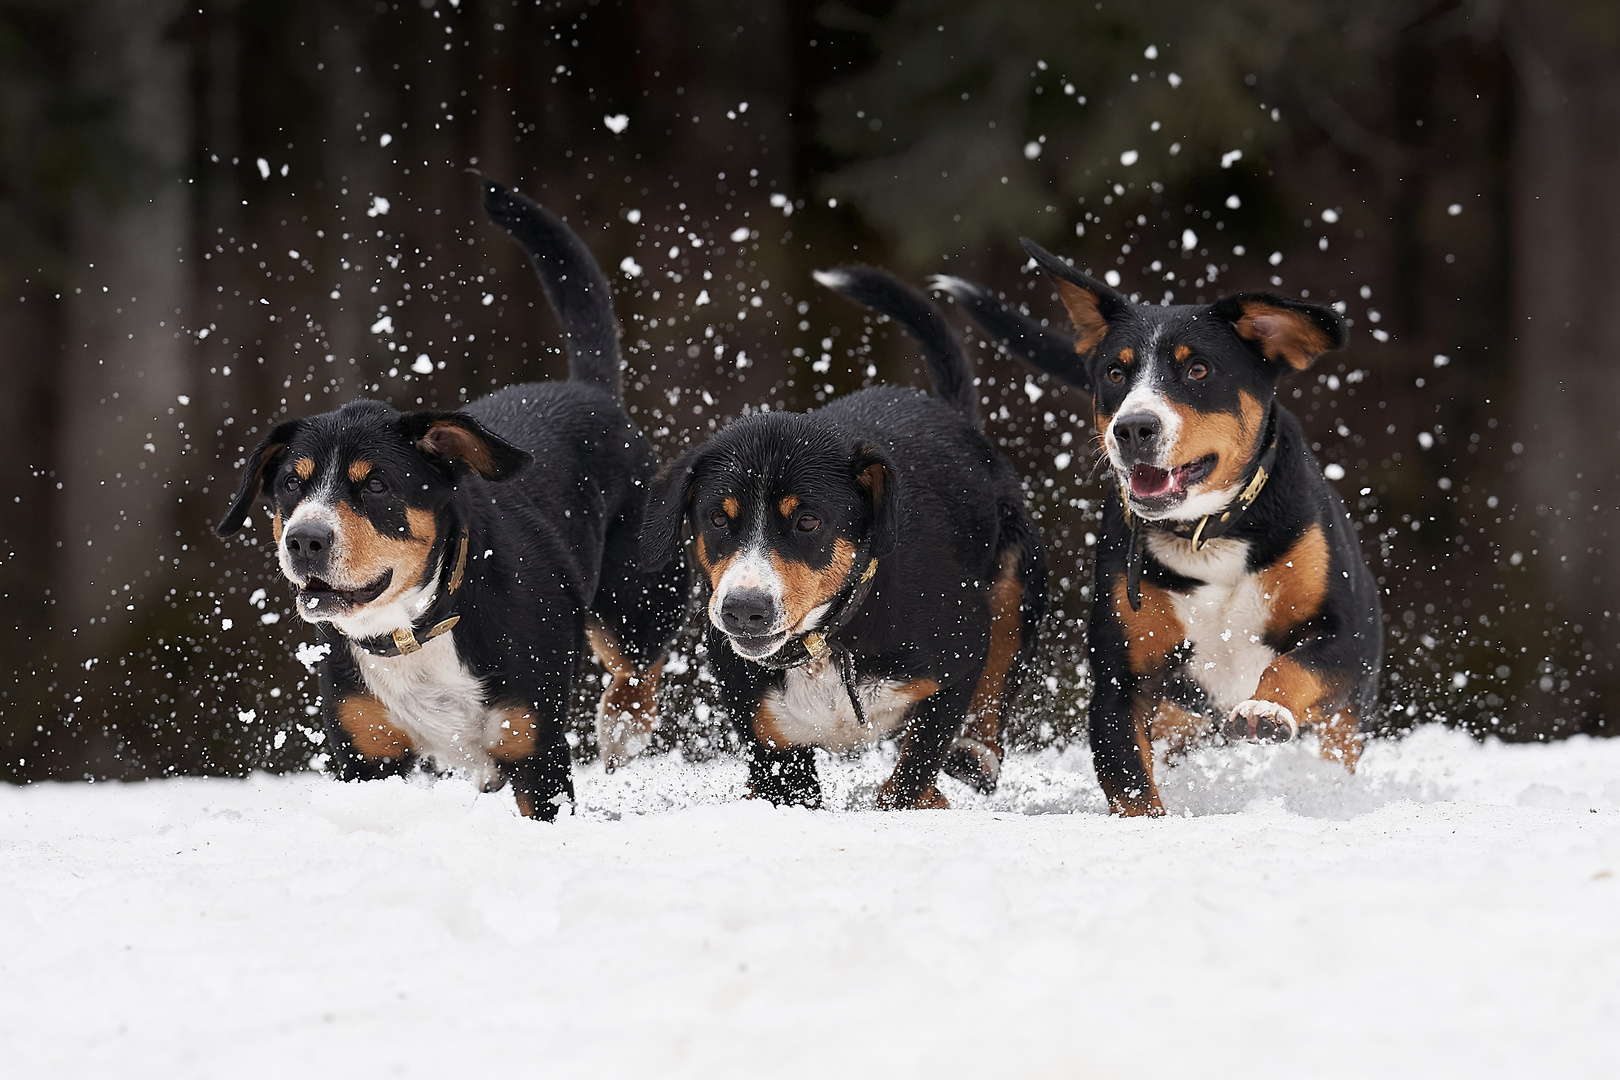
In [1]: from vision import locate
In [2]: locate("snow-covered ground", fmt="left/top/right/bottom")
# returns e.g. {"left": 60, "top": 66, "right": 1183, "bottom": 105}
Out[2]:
{"left": 3, "top": 725, "right": 1617, "bottom": 1079}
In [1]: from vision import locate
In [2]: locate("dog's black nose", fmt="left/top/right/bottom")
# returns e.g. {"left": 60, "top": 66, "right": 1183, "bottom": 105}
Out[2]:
{"left": 1113, "top": 413, "right": 1162, "bottom": 459}
{"left": 284, "top": 521, "right": 334, "bottom": 574}
{"left": 720, "top": 589, "right": 777, "bottom": 635}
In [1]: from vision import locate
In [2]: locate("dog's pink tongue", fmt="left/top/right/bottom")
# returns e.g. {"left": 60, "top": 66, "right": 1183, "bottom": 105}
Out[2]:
{"left": 1130, "top": 464, "right": 1173, "bottom": 498}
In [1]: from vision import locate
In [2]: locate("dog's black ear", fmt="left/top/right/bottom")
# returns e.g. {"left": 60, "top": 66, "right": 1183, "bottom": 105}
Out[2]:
{"left": 641, "top": 443, "right": 705, "bottom": 570}
{"left": 1020, "top": 238, "right": 1130, "bottom": 359}
{"left": 401, "top": 411, "right": 532, "bottom": 480}
{"left": 1211, "top": 293, "right": 1346, "bottom": 371}
{"left": 217, "top": 419, "right": 304, "bottom": 537}
{"left": 852, "top": 441, "right": 900, "bottom": 559}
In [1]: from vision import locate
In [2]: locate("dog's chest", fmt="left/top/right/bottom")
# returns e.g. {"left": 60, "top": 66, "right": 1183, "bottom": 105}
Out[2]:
{"left": 763, "top": 661, "right": 920, "bottom": 753}
{"left": 1148, "top": 533, "right": 1276, "bottom": 713}
{"left": 351, "top": 636, "right": 504, "bottom": 783}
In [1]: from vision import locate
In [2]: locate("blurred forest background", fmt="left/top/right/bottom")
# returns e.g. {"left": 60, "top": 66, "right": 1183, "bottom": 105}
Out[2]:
{"left": 2, "top": 0, "right": 1617, "bottom": 781}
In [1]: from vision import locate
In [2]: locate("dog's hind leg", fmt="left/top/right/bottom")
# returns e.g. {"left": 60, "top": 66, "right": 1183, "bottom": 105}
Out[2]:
{"left": 880, "top": 679, "right": 976, "bottom": 810}
{"left": 944, "top": 557, "right": 1025, "bottom": 794}
{"left": 585, "top": 516, "right": 686, "bottom": 770}
{"left": 493, "top": 672, "right": 577, "bottom": 821}
{"left": 585, "top": 616, "right": 665, "bottom": 771}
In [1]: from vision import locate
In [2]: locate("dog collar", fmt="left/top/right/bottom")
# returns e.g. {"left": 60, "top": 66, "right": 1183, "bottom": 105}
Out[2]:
{"left": 739, "top": 553, "right": 880, "bottom": 727}
{"left": 1123, "top": 407, "right": 1278, "bottom": 612}
{"left": 334, "top": 527, "right": 470, "bottom": 657}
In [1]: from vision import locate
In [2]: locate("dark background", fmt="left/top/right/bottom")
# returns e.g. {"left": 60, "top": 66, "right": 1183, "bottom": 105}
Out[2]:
{"left": 3, "top": 0, "right": 1616, "bottom": 781}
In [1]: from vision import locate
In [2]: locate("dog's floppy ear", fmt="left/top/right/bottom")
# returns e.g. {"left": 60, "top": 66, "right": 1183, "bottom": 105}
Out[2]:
{"left": 400, "top": 411, "right": 531, "bottom": 480}
{"left": 217, "top": 419, "right": 304, "bottom": 537}
{"left": 640, "top": 443, "right": 705, "bottom": 570}
{"left": 1020, "top": 238, "right": 1130, "bottom": 359}
{"left": 1212, "top": 293, "right": 1346, "bottom": 371}
{"left": 852, "top": 441, "right": 900, "bottom": 559}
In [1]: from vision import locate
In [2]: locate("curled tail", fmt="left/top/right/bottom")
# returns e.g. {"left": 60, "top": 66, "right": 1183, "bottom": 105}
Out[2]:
{"left": 814, "top": 266, "right": 980, "bottom": 427}
{"left": 482, "top": 178, "right": 622, "bottom": 400}
{"left": 929, "top": 274, "right": 1090, "bottom": 392}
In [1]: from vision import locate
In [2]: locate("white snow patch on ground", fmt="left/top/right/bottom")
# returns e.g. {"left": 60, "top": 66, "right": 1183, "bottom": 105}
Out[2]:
{"left": 3, "top": 725, "right": 1618, "bottom": 1078}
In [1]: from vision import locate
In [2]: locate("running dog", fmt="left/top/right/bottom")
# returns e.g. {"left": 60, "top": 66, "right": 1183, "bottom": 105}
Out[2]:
{"left": 641, "top": 267, "right": 1045, "bottom": 809}
{"left": 217, "top": 180, "right": 685, "bottom": 819}
{"left": 935, "top": 240, "right": 1380, "bottom": 816}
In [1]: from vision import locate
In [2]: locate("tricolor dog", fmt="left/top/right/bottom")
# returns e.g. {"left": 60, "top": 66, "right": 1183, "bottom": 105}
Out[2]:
{"left": 935, "top": 240, "right": 1381, "bottom": 816}
{"left": 216, "top": 180, "right": 685, "bottom": 819}
{"left": 641, "top": 267, "right": 1046, "bottom": 809}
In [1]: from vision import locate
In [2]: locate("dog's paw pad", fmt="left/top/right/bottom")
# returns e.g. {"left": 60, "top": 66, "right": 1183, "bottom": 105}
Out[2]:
{"left": 942, "top": 736, "right": 1002, "bottom": 795}
{"left": 1222, "top": 700, "right": 1298, "bottom": 743}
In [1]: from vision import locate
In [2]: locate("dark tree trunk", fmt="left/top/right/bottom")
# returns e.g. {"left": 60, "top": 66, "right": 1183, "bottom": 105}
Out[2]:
{"left": 1508, "top": 0, "right": 1620, "bottom": 732}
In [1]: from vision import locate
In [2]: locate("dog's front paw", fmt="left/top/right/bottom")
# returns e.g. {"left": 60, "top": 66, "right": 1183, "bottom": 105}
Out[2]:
{"left": 875, "top": 777, "right": 951, "bottom": 810}
{"left": 1222, "top": 699, "right": 1298, "bottom": 743}
{"left": 942, "top": 736, "right": 1002, "bottom": 795}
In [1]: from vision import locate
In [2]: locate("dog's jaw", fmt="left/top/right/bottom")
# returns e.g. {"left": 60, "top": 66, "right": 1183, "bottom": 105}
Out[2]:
{"left": 313, "top": 555, "right": 441, "bottom": 640}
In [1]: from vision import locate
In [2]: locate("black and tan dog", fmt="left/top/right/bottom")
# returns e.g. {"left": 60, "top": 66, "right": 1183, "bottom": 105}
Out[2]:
{"left": 641, "top": 267, "right": 1046, "bottom": 809}
{"left": 216, "top": 181, "right": 685, "bottom": 819}
{"left": 935, "top": 240, "right": 1381, "bottom": 816}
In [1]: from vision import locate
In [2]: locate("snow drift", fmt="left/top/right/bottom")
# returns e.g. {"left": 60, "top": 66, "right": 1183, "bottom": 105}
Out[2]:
{"left": 2, "top": 725, "right": 1617, "bottom": 1078}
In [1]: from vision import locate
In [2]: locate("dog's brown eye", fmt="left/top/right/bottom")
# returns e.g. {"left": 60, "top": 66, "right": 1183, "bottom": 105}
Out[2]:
{"left": 1187, "top": 360, "right": 1210, "bottom": 380}
{"left": 1107, "top": 365, "right": 1126, "bottom": 385}
{"left": 796, "top": 512, "right": 821, "bottom": 533}
{"left": 709, "top": 509, "right": 729, "bottom": 529}
{"left": 364, "top": 476, "right": 388, "bottom": 494}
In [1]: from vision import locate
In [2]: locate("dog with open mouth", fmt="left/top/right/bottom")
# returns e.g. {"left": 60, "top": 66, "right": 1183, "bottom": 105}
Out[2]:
{"left": 215, "top": 180, "right": 686, "bottom": 819}
{"left": 934, "top": 240, "right": 1381, "bottom": 816}
{"left": 640, "top": 267, "right": 1046, "bottom": 809}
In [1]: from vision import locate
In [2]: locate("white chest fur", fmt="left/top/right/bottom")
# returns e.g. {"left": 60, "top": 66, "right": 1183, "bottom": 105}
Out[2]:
{"left": 762, "top": 661, "right": 922, "bottom": 753}
{"left": 351, "top": 635, "right": 504, "bottom": 785}
{"left": 1147, "top": 532, "right": 1277, "bottom": 713}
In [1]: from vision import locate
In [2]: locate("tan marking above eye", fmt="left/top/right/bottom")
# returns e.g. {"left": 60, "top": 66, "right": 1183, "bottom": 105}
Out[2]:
{"left": 1118, "top": 347, "right": 1135, "bottom": 363}
{"left": 348, "top": 460, "right": 372, "bottom": 483}
{"left": 778, "top": 495, "right": 800, "bottom": 517}
{"left": 294, "top": 457, "right": 315, "bottom": 480}
{"left": 1173, "top": 344, "right": 1191, "bottom": 361}
{"left": 722, "top": 496, "right": 740, "bottom": 519}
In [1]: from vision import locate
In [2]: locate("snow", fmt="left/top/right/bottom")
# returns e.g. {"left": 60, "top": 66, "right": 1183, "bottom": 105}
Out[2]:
{"left": 3, "top": 725, "right": 1617, "bottom": 1078}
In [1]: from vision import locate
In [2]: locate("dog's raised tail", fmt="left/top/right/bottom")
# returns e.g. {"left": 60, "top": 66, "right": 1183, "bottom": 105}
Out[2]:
{"left": 814, "top": 266, "right": 979, "bottom": 427}
{"left": 928, "top": 274, "right": 1088, "bottom": 391}
{"left": 482, "top": 178, "right": 621, "bottom": 400}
